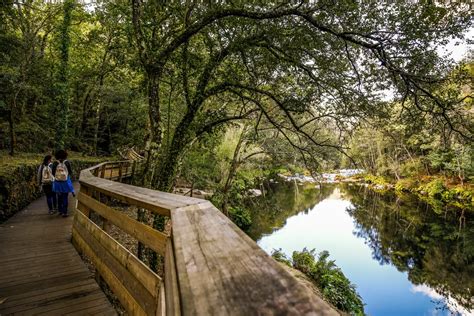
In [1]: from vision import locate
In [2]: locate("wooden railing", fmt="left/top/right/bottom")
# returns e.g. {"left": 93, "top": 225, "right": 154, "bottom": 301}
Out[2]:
{"left": 72, "top": 161, "right": 337, "bottom": 316}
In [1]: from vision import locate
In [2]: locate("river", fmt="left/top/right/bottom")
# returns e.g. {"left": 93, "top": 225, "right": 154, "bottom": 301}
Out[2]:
{"left": 248, "top": 182, "right": 473, "bottom": 316}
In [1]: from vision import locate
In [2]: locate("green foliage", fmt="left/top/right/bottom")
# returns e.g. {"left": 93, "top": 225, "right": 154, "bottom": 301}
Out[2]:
{"left": 400, "top": 159, "right": 424, "bottom": 178}
{"left": 228, "top": 206, "right": 252, "bottom": 231}
{"left": 414, "top": 178, "right": 474, "bottom": 212}
{"left": 395, "top": 178, "right": 419, "bottom": 192}
{"left": 272, "top": 248, "right": 365, "bottom": 315}
{"left": 419, "top": 179, "right": 446, "bottom": 199}
{"left": 364, "top": 174, "right": 388, "bottom": 186}
{"left": 270, "top": 248, "right": 292, "bottom": 267}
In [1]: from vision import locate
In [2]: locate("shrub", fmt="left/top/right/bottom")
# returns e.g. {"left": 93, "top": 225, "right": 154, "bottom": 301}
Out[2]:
{"left": 364, "top": 174, "right": 388, "bottom": 186}
{"left": 228, "top": 206, "right": 252, "bottom": 230}
{"left": 420, "top": 179, "right": 446, "bottom": 199}
{"left": 400, "top": 159, "right": 423, "bottom": 178}
{"left": 271, "top": 248, "right": 292, "bottom": 267}
{"left": 395, "top": 178, "right": 418, "bottom": 193}
{"left": 272, "top": 248, "right": 365, "bottom": 315}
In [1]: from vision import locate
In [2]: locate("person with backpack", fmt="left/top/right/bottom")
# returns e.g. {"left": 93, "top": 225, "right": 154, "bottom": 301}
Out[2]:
{"left": 37, "top": 155, "right": 57, "bottom": 214}
{"left": 52, "top": 150, "right": 74, "bottom": 217}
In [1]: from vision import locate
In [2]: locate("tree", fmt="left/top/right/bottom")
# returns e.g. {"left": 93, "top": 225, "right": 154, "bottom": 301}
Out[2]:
{"left": 0, "top": 1, "right": 61, "bottom": 155}
{"left": 128, "top": 1, "right": 472, "bottom": 195}
{"left": 54, "top": 0, "right": 74, "bottom": 150}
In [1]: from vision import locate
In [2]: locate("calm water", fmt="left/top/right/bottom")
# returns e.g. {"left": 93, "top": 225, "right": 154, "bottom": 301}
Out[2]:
{"left": 249, "top": 182, "right": 474, "bottom": 316}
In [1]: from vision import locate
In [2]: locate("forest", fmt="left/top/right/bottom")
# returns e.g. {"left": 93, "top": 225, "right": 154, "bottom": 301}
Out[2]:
{"left": 0, "top": 1, "right": 473, "bottom": 315}
{"left": 2, "top": 0, "right": 472, "bottom": 221}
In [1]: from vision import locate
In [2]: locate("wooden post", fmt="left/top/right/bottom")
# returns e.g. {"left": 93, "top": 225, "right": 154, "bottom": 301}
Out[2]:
{"left": 131, "top": 161, "right": 136, "bottom": 183}
{"left": 100, "top": 164, "right": 106, "bottom": 178}
{"left": 119, "top": 162, "right": 123, "bottom": 183}
{"left": 109, "top": 165, "right": 114, "bottom": 179}
{"left": 77, "top": 184, "right": 92, "bottom": 218}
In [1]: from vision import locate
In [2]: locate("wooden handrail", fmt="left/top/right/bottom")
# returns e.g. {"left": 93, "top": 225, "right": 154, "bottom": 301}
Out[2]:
{"left": 73, "top": 161, "right": 338, "bottom": 315}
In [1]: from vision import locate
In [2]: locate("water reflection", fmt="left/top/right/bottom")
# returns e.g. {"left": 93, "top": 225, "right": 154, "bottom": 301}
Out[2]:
{"left": 343, "top": 184, "right": 474, "bottom": 315}
{"left": 247, "top": 182, "right": 334, "bottom": 240}
{"left": 251, "top": 182, "right": 474, "bottom": 316}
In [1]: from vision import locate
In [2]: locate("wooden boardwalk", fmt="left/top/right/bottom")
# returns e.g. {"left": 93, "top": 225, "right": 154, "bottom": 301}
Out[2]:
{"left": 0, "top": 184, "right": 116, "bottom": 315}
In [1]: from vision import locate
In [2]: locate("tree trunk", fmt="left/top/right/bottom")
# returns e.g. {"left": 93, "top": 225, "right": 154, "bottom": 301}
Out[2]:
{"left": 55, "top": 0, "right": 74, "bottom": 150}
{"left": 222, "top": 128, "right": 246, "bottom": 215}
{"left": 8, "top": 106, "right": 16, "bottom": 156}
{"left": 93, "top": 99, "right": 102, "bottom": 155}
{"left": 79, "top": 88, "right": 92, "bottom": 138}
{"left": 141, "top": 71, "right": 162, "bottom": 186}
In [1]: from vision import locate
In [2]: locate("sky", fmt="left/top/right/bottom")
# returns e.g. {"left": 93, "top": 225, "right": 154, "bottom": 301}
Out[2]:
{"left": 439, "top": 27, "right": 473, "bottom": 62}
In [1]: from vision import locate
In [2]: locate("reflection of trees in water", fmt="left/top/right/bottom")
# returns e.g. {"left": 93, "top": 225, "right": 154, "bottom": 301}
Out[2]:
{"left": 247, "top": 182, "right": 335, "bottom": 240}
{"left": 341, "top": 184, "right": 474, "bottom": 312}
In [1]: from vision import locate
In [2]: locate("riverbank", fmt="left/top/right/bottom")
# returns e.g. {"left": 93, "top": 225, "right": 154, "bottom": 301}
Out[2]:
{"left": 0, "top": 151, "right": 106, "bottom": 222}
{"left": 254, "top": 182, "right": 473, "bottom": 315}
{"left": 358, "top": 174, "right": 474, "bottom": 213}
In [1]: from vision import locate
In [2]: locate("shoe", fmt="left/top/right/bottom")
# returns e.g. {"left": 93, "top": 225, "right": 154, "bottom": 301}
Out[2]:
{"left": 62, "top": 214, "right": 69, "bottom": 217}
{"left": 48, "top": 210, "right": 54, "bottom": 215}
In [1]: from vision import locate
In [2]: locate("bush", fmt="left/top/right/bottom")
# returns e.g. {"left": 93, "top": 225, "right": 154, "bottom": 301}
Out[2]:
{"left": 400, "top": 159, "right": 423, "bottom": 178}
{"left": 395, "top": 178, "right": 419, "bottom": 193}
{"left": 228, "top": 206, "right": 252, "bottom": 230}
{"left": 272, "top": 248, "right": 365, "bottom": 315}
{"left": 364, "top": 174, "right": 388, "bottom": 186}
{"left": 419, "top": 179, "right": 446, "bottom": 199}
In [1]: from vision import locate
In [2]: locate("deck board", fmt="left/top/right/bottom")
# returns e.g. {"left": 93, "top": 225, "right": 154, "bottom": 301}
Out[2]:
{"left": 0, "top": 184, "right": 116, "bottom": 315}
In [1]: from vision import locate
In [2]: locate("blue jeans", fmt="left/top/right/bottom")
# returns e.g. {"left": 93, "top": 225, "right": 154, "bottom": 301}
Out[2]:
{"left": 42, "top": 184, "right": 57, "bottom": 211}
{"left": 46, "top": 192, "right": 57, "bottom": 211}
{"left": 57, "top": 192, "right": 69, "bottom": 215}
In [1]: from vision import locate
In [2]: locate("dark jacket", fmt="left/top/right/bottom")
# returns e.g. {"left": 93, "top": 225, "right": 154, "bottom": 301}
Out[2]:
{"left": 52, "top": 160, "right": 73, "bottom": 179}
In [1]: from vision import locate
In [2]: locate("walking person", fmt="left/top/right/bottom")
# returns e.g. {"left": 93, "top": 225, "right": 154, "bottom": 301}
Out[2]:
{"left": 52, "top": 150, "right": 74, "bottom": 217}
{"left": 37, "top": 155, "right": 57, "bottom": 214}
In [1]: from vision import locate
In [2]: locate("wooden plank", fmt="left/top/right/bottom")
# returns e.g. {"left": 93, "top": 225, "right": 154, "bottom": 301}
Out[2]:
{"left": 77, "top": 192, "right": 167, "bottom": 255}
{"left": 0, "top": 271, "right": 91, "bottom": 298}
{"left": 21, "top": 293, "right": 110, "bottom": 316}
{"left": 1, "top": 287, "right": 104, "bottom": 315}
{"left": 72, "top": 228, "right": 147, "bottom": 316}
{"left": 157, "top": 281, "right": 166, "bottom": 316}
{"left": 170, "top": 203, "right": 339, "bottom": 316}
{"left": 0, "top": 279, "right": 94, "bottom": 308}
{"left": 38, "top": 298, "right": 113, "bottom": 316}
{"left": 73, "top": 223, "right": 156, "bottom": 315}
{"left": 79, "top": 168, "right": 208, "bottom": 216}
{"left": 1, "top": 282, "right": 99, "bottom": 312}
{"left": 75, "top": 211, "right": 161, "bottom": 296}
{"left": 164, "top": 239, "right": 181, "bottom": 316}
{"left": 0, "top": 266, "right": 88, "bottom": 288}
{"left": 78, "top": 184, "right": 93, "bottom": 217}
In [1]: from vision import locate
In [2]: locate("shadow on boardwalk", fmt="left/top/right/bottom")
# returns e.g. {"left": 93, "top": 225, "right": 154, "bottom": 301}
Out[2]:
{"left": 0, "top": 183, "right": 116, "bottom": 315}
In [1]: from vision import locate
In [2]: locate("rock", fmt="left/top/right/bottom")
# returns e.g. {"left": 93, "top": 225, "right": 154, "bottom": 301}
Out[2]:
{"left": 248, "top": 189, "right": 262, "bottom": 197}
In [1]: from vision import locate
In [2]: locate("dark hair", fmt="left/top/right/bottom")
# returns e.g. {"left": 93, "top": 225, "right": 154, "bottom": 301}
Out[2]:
{"left": 43, "top": 155, "right": 52, "bottom": 166}
{"left": 55, "top": 149, "right": 68, "bottom": 161}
